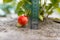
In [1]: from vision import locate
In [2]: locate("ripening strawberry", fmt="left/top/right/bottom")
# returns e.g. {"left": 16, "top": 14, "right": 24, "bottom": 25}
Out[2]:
{"left": 18, "top": 15, "right": 28, "bottom": 26}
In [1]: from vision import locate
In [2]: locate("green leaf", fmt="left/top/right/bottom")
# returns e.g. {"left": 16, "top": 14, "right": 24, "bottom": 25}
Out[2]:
{"left": 45, "top": 4, "right": 52, "bottom": 11}
{"left": 58, "top": 0, "right": 60, "bottom": 2}
{"left": 18, "top": 11, "right": 24, "bottom": 16}
{"left": 15, "top": 1, "right": 24, "bottom": 12}
{"left": 27, "top": 1, "right": 32, "bottom": 5}
{"left": 50, "top": 0, "right": 59, "bottom": 4}
{"left": 25, "top": 10, "right": 31, "bottom": 16}
{"left": 23, "top": 3, "right": 31, "bottom": 10}
{"left": 22, "top": 0, "right": 31, "bottom": 4}
{"left": 50, "top": 0, "right": 59, "bottom": 8}
{"left": 3, "top": 0, "right": 13, "bottom": 3}
{"left": 56, "top": 8, "right": 60, "bottom": 13}
{"left": 18, "top": 8, "right": 25, "bottom": 16}
{"left": 48, "top": 10, "right": 53, "bottom": 15}
{"left": 39, "top": 15, "right": 44, "bottom": 21}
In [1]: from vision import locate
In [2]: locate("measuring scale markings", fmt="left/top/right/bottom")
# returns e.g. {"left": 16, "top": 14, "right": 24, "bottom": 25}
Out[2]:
{"left": 30, "top": 0, "right": 39, "bottom": 29}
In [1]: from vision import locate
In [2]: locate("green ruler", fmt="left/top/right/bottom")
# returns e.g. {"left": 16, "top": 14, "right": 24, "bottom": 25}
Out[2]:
{"left": 30, "top": 0, "right": 39, "bottom": 29}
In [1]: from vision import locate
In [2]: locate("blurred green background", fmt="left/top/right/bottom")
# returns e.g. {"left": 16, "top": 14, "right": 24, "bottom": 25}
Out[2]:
{"left": 0, "top": 0, "right": 60, "bottom": 19}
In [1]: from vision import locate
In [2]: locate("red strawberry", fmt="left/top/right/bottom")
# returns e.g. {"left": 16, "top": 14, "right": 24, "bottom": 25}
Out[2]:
{"left": 18, "top": 15, "right": 28, "bottom": 26}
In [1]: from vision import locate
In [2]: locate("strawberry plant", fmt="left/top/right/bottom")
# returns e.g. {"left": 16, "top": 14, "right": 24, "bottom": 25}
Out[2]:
{"left": 3, "top": 0, "right": 60, "bottom": 26}
{"left": 15, "top": 0, "right": 60, "bottom": 21}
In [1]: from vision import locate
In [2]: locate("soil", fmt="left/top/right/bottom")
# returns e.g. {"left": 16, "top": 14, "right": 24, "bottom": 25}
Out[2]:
{"left": 0, "top": 17, "right": 60, "bottom": 40}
